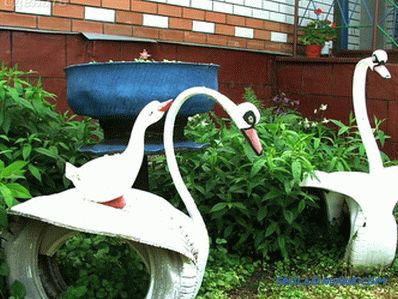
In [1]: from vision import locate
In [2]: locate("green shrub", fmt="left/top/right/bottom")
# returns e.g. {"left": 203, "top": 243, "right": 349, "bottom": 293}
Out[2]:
{"left": 56, "top": 234, "right": 149, "bottom": 299}
{"left": 0, "top": 65, "right": 101, "bottom": 197}
{"left": 0, "top": 65, "right": 101, "bottom": 297}
{"left": 149, "top": 88, "right": 389, "bottom": 259}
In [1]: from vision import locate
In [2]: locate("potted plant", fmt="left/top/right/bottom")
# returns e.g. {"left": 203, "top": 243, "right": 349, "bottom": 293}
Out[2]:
{"left": 299, "top": 8, "right": 337, "bottom": 58}
{"left": 65, "top": 50, "right": 219, "bottom": 153}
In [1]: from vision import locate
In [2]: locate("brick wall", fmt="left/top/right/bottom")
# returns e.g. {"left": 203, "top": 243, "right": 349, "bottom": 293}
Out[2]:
{"left": 0, "top": 29, "right": 275, "bottom": 114}
{"left": 0, "top": 0, "right": 301, "bottom": 54}
{"left": 276, "top": 58, "right": 398, "bottom": 159}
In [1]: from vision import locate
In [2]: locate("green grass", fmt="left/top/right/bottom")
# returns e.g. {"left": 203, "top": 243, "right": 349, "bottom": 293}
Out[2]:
{"left": 221, "top": 242, "right": 398, "bottom": 299}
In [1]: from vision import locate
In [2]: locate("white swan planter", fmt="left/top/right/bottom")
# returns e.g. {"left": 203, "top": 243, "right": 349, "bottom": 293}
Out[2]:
{"left": 301, "top": 50, "right": 397, "bottom": 269}
{"left": 5, "top": 87, "right": 263, "bottom": 299}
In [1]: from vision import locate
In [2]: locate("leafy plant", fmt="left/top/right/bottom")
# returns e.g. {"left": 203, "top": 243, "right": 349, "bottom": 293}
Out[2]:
{"left": 299, "top": 8, "right": 337, "bottom": 45}
{"left": 0, "top": 65, "right": 102, "bottom": 198}
{"left": 149, "top": 88, "right": 389, "bottom": 260}
{"left": 0, "top": 64, "right": 102, "bottom": 297}
{"left": 57, "top": 234, "right": 149, "bottom": 299}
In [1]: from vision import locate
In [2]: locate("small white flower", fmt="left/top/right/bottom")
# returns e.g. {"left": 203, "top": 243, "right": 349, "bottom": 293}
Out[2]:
{"left": 322, "top": 117, "right": 330, "bottom": 124}
{"left": 314, "top": 109, "right": 318, "bottom": 114}
{"left": 311, "top": 122, "right": 317, "bottom": 127}
{"left": 320, "top": 104, "right": 328, "bottom": 111}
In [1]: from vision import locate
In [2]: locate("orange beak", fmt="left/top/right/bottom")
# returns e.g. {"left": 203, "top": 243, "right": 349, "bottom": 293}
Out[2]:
{"left": 242, "top": 128, "right": 263, "bottom": 156}
{"left": 159, "top": 99, "right": 174, "bottom": 112}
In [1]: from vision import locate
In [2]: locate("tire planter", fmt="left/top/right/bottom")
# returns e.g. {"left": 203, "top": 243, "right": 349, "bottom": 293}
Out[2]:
{"left": 66, "top": 62, "right": 218, "bottom": 146}
{"left": 5, "top": 218, "right": 189, "bottom": 299}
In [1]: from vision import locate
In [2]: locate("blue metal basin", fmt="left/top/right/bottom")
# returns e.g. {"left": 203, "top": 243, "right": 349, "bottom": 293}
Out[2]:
{"left": 65, "top": 61, "right": 219, "bottom": 119}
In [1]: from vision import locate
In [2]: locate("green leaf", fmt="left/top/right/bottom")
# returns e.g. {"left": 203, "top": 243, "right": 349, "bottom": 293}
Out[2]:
{"left": 277, "top": 235, "right": 287, "bottom": 258}
{"left": 257, "top": 206, "right": 268, "bottom": 221}
{"left": 8, "top": 87, "right": 20, "bottom": 101}
{"left": 34, "top": 147, "right": 59, "bottom": 159}
{"left": 338, "top": 126, "right": 350, "bottom": 136}
{"left": 0, "top": 184, "right": 15, "bottom": 207}
{"left": 291, "top": 160, "right": 302, "bottom": 181}
{"left": 28, "top": 164, "right": 42, "bottom": 182}
{"left": 0, "top": 160, "right": 27, "bottom": 179}
{"left": 265, "top": 222, "right": 277, "bottom": 237}
{"left": 313, "top": 137, "right": 320, "bottom": 149}
{"left": 22, "top": 144, "right": 32, "bottom": 160}
{"left": 298, "top": 199, "right": 306, "bottom": 213}
{"left": 7, "top": 183, "right": 31, "bottom": 199}
{"left": 283, "top": 210, "right": 294, "bottom": 224}
{"left": 250, "top": 159, "right": 264, "bottom": 177}
{"left": 210, "top": 202, "right": 228, "bottom": 213}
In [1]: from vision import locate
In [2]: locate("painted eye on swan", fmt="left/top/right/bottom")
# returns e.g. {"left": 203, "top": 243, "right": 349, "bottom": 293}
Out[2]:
{"left": 243, "top": 111, "right": 256, "bottom": 126}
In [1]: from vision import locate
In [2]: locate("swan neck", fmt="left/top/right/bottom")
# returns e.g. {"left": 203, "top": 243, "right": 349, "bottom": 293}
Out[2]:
{"left": 352, "top": 62, "right": 383, "bottom": 172}
{"left": 123, "top": 114, "right": 147, "bottom": 158}
{"left": 164, "top": 88, "right": 234, "bottom": 227}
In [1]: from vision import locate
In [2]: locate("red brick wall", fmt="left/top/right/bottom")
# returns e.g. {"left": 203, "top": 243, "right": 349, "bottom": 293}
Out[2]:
{"left": 0, "top": 29, "right": 275, "bottom": 114}
{"left": 276, "top": 58, "right": 398, "bottom": 159}
{"left": 0, "top": 0, "right": 293, "bottom": 54}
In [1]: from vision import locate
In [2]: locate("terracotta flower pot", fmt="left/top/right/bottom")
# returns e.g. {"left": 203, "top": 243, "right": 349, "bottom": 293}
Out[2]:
{"left": 305, "top": 45, "right": 322, "bottom": 58}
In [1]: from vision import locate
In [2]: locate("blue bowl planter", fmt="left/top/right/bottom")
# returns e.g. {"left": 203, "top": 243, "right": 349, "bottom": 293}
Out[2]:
{"left": 65, "top": 61, "right": 219, "bottom": 154}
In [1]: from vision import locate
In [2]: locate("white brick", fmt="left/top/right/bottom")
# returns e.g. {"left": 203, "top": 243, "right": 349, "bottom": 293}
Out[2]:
{"left": 213, "top": 1, "right": 233, "bottom": 14}
{"left": 252, "top": 8, "right": 270, "bottom": 20}
{"left": 233, "top": 5, "right": 252, "bottom": 17}
{"left": 191, "top": 0, "right": 212, "bottom": 10}
{"left": 245, "top": 0, "right": 262, "bottom": 8}
{"left": 271, "top": 31, "right": 288, "bottom": 42}
{"left": 235, "top": 26, "right": 254, "bottom": 38}
{"left": 192, "top": 21, "right": 215, "bottom": 33}
{"left": 263, "top": 1, "right": 279, "bottom": 12}
{"left": 269, "top": 11, "right": 287, "bottom": 23}
{"left": 279, "top": 3, "right": 295, "bottom": 14}
{"left": 85, "top": 7, "right": 115, "bottom": 22}
{"left": 143, "top": 14, "right": 169, "bottom": 28}
{"left": 225, "top": 0, "right": 244, "bottom": 4}
{"left": 167, "top": 0, "right": 189, "bottom": 6}
{"left": 285, "top": 15, "right": 294, "bottom": 24}
{"left": 15, "top": 0, "right": 51, "bottom": 15}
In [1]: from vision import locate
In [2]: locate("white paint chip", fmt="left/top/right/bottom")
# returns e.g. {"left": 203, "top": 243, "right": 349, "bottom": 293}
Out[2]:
{"left": 85, "top": 7, "right": 115, "bottom": 23}
{"left": 271, "top": 31, "right": 288, "bottom": 43}
{"left": 15, "top": 0, "right": 51, "bottom": 16}
{"left": 192, "top": 21, "right": 215, "bottom": 33}
{"left": 235, "top": 26, "right": 254, "bottom": 38}
{"left": 143, "top": 14, "right": 169, "bottom": 28}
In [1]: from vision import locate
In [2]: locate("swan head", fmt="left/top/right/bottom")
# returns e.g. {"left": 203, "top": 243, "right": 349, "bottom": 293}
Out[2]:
{"left": 139, "top": 99, "right": 173, "bottom": 125}
{"left": 367, "top": 50, "right": 391, "bottom": 79}
{"left": 230, "top": 102, "right": 263, "bottom": 156}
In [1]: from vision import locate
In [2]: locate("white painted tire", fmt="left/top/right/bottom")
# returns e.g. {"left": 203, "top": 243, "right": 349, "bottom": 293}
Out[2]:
{"left": 4, "top": 218, "right": 198, "bottom": 299}
{"left": 323, "top": 191, "right": 346, "bottom": 225}
{"left": 345, "top": 198, "right": 397, "bottom": 268}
